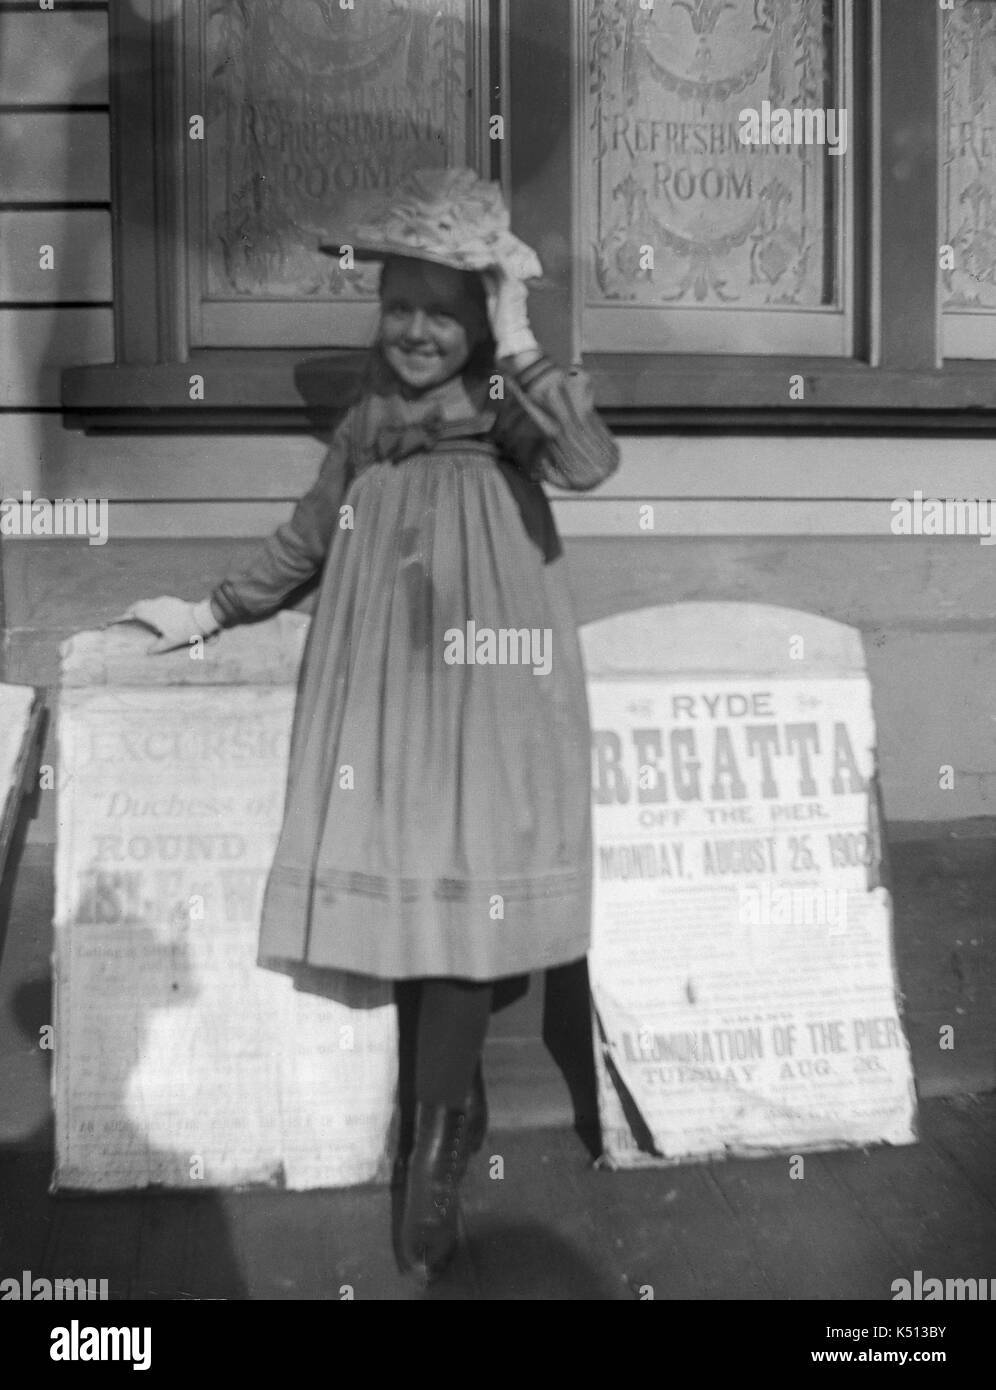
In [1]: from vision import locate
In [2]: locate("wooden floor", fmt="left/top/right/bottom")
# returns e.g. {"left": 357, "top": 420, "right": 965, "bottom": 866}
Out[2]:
{"left": 0, "top": 1095, "right": 994, "bottom": 1301}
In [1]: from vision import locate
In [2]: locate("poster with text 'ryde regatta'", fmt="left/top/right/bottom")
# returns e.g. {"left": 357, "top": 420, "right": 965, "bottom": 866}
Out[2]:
{"left": 582, "top": 605, "right": 917, "bottom": 1167}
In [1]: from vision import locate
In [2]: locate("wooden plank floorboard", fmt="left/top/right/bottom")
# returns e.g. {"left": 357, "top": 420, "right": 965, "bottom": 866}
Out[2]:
{"left": 220, "top": 1190, "right": 337, "bottom": 1301}
{"left": 706, "top": 1149, "right": 902, "bottom": 1301}
{"left": 219, "top": 1185, "right": 420, "bottom": 1302}
{"left": 182, "top": 1193, "right": 254, "bottom": 1302}
{"left": 43, "top": 1190, "right": 143, "bottom": 1301}
{"left": 0, "top": 1148, "right": 56, "bottom": 1277}
{"left": 917, "top": 1095, "right": 996, "bottom": 1211}
{"left": 131, "top": 1194, "right": 247, "bottom": 1302}
{"left": 459, "top": 1129, "right": 627, "bottom": 1300}
{"left": 131, "top": 1196, "right": 195, "bottom": 1302}
{"left": 817, "top": 1114, "right": 996, "bottom": 1281}
{"left": 582, "top": 1158, "right": 776, "bottom": 1301}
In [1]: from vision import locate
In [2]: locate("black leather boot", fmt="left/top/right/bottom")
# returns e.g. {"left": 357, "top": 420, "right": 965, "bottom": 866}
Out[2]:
{"left": 399, "top": 1102, "right": 474, "bottom": 1282}
{"left": 394, "top": 1063, "right": 486, "bottom": 1172}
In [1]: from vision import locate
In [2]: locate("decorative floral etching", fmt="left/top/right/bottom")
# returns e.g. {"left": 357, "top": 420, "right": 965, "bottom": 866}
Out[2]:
{"left": 201, "top": 0, "right": 470, "bottom": 300}
{"left": 942, "top": 0, "right": 996, "bottom": 312}
{"left": 585, "top": 0, "right": 838, "bottom": 309}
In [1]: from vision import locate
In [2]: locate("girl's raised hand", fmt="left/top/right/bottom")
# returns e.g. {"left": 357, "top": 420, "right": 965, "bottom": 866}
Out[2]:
{"left": 482, "top": 264, "right": 540, "bottom": 362}
{"left": 109, "top": 595, "right": 220, "bottom": 655}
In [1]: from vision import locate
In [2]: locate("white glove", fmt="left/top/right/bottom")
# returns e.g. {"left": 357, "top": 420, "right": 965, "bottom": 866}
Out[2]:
{"left": 483, "top": 265, "right": 540, "bottom": 360}
{"left": 111, "top": 595, "right": 220, "bottom": 655}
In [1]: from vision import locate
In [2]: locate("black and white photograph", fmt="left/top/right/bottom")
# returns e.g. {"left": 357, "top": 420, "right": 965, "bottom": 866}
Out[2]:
{"left": 0, "top": 0, "right": 994, "bottom": 1353}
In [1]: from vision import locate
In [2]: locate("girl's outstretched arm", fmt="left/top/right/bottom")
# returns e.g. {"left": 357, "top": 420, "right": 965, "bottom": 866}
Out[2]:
{"left": 210, "top": 412, "right": 355, "bottom": 627}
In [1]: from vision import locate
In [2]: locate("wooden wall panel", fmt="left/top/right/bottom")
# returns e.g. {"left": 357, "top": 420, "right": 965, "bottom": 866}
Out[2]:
{"left": 0, "top": 309, "right": 112, "bottom": 405}
{"left": 0, "top": 414, "right": 323, "bottom": 498}
{"left": 5, "top": 413, "right": 996, "bottom": 515}
{"left": 0, "top": 500, "right": 929, "bottom": 540}
{"left": 0, "top": 112, "right": 109, "bottom": 203}
{"left": 597, "top": 437, "right": 996, "bottom": 501}
{"left": 0, "top": 9, "right": 108, "bottom": 105}
{"left": 555, "top": 500, "right": 893, "bottom": 537}
{"left": 0, "top": 210, "right": 111, "bottom": 302}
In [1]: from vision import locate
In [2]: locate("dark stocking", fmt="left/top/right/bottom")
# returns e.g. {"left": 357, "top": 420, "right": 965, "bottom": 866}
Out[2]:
{"left": 394, "top": 976, "right": 493, "bottom": 1110}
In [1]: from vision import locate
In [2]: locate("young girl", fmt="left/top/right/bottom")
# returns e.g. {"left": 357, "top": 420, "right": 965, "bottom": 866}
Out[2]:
{"left": 124, "top": 167, "right": 619, "bottom": 1283}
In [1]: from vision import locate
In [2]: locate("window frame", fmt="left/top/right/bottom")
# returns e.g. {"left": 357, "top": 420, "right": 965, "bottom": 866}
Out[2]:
{"left": 573, "top": 0, "right": 857, "bottom": 360}
{"left": 63, "top": 0, "right": 996, "bottom": 431}
{"left": 185, "top": 0, "right": 492, "bottom": 349}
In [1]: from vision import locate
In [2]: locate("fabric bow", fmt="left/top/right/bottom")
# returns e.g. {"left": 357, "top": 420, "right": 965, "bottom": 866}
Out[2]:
{"left": 355, "top": 379, "right": 562, "bottom": 565}
{"left": 373, "top": 404, "right": 447, "bottom": 463}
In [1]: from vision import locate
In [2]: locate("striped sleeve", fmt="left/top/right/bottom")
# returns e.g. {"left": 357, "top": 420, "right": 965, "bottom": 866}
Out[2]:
{"left": 494, "top": 355, "right": 620, "bottom": 493}
{"left": 210, "top": 413, "right": 354, "bottom": 628}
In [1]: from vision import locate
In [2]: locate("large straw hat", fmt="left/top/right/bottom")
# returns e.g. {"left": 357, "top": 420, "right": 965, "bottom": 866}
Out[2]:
{"left": 318, "top": 165, "right": 544, "bottom": 282}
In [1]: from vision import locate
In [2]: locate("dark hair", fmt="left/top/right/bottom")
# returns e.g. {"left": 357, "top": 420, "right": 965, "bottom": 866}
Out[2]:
{"left": 367, "top": 257, "right": 497, "bottom": 398}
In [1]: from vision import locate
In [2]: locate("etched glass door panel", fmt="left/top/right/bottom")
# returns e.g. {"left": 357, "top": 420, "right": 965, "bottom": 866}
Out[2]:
{"left": 581, "top": 0, "right": 852, "bottom": 355}
{"left": 942, "top": 0, "right": 996, "bottom": 359}
{"left": 186, "top": 0, "right": 489, "bottom": 347}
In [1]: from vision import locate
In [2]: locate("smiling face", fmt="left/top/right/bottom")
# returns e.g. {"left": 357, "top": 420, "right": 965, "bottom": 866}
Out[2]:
{"left": 378, "top": 257, "right": 488, "bottom": 391}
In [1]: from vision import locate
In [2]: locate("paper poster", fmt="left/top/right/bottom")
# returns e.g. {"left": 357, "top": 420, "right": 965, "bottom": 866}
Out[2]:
{"left": 588, "top": 669, "right": 918, "bottom": 1166}
{"left": 0, "top": 682, "right": 38, "bottom": 860}
{"left": 53, "top": 622, "right": 397, "bottom": 1192}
